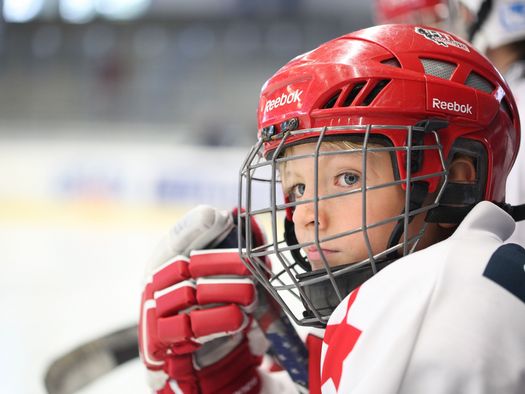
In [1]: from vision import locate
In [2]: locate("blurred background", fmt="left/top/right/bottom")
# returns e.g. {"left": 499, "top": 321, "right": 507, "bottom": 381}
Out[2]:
{"left": 0, "top": 1, "right": 374, "bottom": 393}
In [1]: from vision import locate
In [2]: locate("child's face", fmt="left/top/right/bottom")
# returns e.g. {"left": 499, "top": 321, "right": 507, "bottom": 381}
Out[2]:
{"left": 281, "top": 142, "right": 406, "bottom": 271}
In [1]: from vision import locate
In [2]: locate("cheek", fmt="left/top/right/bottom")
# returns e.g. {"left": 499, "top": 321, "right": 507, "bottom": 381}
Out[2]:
{"left": 291, "top": 209, "right": 304, "bottom": 238}
{"left": 329, "top": 195, "right": 362, "bottom": 229}
{"left": 367, "top": 185, "right": 404, "bottom": 219}
{"left": 293, "top": 224, "right": 305, "bottom": 243}
{"left": 363, "top": 186, "right": 405, "bottom": 249}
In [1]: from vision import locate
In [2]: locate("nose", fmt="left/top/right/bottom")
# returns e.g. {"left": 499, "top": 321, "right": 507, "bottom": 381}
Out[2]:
{"left": 292, "top": 192, "right": 328, "bottom": 234}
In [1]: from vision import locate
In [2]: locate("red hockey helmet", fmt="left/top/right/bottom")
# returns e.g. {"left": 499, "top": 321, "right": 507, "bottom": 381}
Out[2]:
{"left": 239, "top": 24, "right": 520, "bottom": 326}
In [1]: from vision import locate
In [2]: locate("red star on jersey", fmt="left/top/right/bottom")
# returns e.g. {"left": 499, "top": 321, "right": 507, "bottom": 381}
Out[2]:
{"left": 321, "top": 287, "right": 362, "bottom": 391}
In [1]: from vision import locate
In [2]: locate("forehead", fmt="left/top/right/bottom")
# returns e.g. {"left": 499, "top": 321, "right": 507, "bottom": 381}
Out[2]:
{"left": 284, "top": 141, "right": 359, "bottom": 156}
{"left": 281, "top": 141, "right": 394, "bottom": 174}
{"left": 283, "top": 139, "right": 393, "bottom": 158}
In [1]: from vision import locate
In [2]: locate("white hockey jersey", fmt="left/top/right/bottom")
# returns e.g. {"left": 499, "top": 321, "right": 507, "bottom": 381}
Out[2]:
{"left": 319, "top": 201, "right": 525, "bottom": 394}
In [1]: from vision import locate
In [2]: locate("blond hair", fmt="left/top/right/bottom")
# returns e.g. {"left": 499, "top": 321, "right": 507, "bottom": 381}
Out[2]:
{"left": 278, "top": 139, "right": 381, "bottom": 178}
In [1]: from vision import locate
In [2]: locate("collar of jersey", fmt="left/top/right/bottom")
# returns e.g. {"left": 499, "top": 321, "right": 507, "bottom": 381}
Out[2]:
{"left": 452, "top": 201, "right": 515, "bottom": 242}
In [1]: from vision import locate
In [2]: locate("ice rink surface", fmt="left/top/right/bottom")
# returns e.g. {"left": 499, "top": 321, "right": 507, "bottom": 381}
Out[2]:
{"left": 0, "top": 136, "right": 245, "bottom": 393}
{"left": 0, "top": 224, "right": 156, "bottom": 393}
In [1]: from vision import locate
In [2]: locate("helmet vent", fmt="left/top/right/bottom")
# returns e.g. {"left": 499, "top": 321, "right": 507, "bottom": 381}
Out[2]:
{"left": 361, "top": 79, "right": 391, "bottom": 106}
{"left": 322, "top": 90, "right": 342, "bottom": 109}
{"left": 420, "top": 58, "right": 456, "bottom": 80}
{"left": 381, "top": 58, "right": 401, "bottom": 68}
{"left": 465, "top": 72, "right": 494, "bottom": 94}
{"left": 342, "top": 82, "right": 366, "bottom": 106}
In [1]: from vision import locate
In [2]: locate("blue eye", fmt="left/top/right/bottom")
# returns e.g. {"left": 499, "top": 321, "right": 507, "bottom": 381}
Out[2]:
{"left": 338, "top": 172, "right": 359, "bottom": 186}
{"left": 289, "top": 183, "right": 305, "bottom": 201}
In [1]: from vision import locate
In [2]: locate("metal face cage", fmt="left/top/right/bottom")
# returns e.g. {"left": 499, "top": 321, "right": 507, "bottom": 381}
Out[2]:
{"left": 238, "top": 124, "right": 448, "bottom": 327}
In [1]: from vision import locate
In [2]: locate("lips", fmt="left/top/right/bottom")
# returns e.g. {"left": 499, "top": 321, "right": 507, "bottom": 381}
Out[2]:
{"left": 305, "top": 245, "right": 337, "bottom": 262}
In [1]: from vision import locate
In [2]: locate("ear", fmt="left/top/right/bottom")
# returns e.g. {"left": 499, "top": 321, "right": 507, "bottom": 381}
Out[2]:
{"left": 448, "top": 156, "right": 476, "bottom": 184}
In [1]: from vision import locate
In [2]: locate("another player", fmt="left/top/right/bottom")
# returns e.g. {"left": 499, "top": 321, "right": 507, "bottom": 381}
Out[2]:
{"left": 139, "top": 24, "right": 525, "bottom": 394}
{"left": 374, "top": 0, "right": 453, "bottom": 27}
{"left": 448, "top": 0, "right": 525, "bottom": 244}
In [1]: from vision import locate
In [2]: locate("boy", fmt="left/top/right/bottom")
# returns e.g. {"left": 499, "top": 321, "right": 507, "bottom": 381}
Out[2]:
{"left": 139, "top": 24, "right": 525, "bottom": 394}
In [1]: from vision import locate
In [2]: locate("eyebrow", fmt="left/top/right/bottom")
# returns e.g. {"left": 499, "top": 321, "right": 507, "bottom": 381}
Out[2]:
{"left": 280, "top": 148, "right": 393, "bottom": 187}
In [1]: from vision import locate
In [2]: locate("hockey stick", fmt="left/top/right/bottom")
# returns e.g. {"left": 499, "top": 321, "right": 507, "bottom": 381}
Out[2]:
{"left": 44, "top": 293, "right": 308, "bottom": 394}
{"left": 44, "top": 325, "right": 139, "bottom": 394}
{"left": 254, "top": 287, "right": 309, "bottom": 391}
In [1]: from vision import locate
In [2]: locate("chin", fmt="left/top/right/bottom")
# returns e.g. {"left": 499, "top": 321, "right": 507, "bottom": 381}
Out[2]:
{"left": 310, "top": 256, "right": 352, "bottom": 271}
{"left": 307, "top": 257, "right": 334, "bottom": 270}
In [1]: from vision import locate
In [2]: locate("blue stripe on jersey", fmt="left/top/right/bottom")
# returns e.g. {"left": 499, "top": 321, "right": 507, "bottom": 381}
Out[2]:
{"left": 483, "top": 243, "right": 525, "bottom": 304}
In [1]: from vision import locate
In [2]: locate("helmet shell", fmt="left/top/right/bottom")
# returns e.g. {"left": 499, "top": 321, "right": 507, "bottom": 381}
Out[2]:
{"left": 257, "top": 24, "right": 520, "bottom": 202}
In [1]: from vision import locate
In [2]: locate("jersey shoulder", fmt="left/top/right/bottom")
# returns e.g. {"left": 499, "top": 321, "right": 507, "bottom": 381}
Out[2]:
{"left": 320, "top": 239, "right": 525, "bottom": 394}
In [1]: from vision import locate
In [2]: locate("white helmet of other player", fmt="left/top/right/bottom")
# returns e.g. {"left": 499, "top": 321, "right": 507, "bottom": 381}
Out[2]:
{"left": 450, "top": 0, "right": 525, "bottom": 52}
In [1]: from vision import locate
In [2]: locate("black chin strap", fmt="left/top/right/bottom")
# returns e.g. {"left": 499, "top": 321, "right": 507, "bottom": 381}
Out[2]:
{"left": 284, "top": 217, "right": 311, "bottom": 271}
{"left": 496, "top": 202, "right": 525, "bottom": 222}
{"left": 427, "top": 202, "right": 525, "bottom": 224}
{"left": 386, "top": 181, "right": 429, "bottom": 258}
{"left": 297, "top": 258, "right": 395, "bottom": 327}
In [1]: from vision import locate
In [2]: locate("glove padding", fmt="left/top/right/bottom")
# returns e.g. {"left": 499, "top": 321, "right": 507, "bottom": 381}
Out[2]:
{"left": 139, "top": 205, "right": 269, "bottom": 394}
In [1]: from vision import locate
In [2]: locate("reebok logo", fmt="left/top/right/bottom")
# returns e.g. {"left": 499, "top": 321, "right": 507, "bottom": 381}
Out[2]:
{"left": 264, "top": 90, "right": 303, "bottom": 113}
{"left": 432, "top": 98, "right": 473, "bottom": 115}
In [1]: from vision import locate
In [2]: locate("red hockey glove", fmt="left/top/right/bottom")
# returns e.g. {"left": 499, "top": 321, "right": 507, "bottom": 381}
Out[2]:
{"left": 139, "top": 205, "right": 269, "bottom": 394}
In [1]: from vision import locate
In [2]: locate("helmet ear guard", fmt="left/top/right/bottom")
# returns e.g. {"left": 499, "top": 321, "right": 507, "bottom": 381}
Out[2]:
{"left": 425, "top": 137, "right": 488, "bottom": 224}
{"left": 422, "top": 136, "right": 525, "bottom": 223}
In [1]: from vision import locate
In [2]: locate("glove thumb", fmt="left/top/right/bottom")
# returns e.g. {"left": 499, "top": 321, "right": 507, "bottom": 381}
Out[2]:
{"left": 145, "top": 205, "right": 235, "bottom": 276}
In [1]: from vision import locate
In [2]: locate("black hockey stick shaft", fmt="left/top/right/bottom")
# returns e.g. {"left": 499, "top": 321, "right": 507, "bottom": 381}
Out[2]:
{"left": 44, "top": 325, "right": 138, "bottom": 394}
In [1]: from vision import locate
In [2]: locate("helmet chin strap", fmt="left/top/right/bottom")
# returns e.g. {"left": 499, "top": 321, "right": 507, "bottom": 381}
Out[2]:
{"left": 386, "top": 181, "right": 429, "bottom": 259}
{"left": 494, "top": 202, "right": 525, "bottom": 222}
{"left": 297, "top": 259, "right": 394, "bottom": 327}
{"left": 284, "top": 216, "right": 311, "bottom": 271}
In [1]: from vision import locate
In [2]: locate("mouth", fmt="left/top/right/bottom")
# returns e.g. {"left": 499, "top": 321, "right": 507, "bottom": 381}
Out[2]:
{"left": 305, "top": 245, "right": 338, "bottom": 264}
